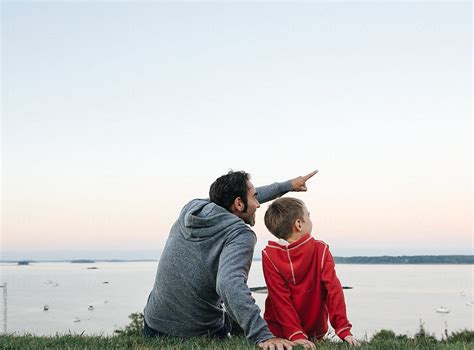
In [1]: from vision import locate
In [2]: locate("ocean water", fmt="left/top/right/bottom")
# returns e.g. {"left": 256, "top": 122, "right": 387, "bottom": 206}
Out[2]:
{"left": 1, "top": 262, "right": 472, "bottom": 339}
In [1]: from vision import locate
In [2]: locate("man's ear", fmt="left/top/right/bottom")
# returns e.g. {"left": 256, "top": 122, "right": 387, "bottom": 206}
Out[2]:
{"left": 233, "top": 197, "right": 245, "bottom": 213}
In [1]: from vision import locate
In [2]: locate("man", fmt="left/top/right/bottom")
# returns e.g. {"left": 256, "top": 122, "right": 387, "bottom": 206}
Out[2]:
{"left": 144, "top": 170, "right": 318, "bottom": 350}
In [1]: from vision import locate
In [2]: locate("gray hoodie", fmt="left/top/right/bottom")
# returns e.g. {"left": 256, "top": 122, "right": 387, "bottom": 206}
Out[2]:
{"left": 144, "top": 180, "right": 292, "bottom": 344}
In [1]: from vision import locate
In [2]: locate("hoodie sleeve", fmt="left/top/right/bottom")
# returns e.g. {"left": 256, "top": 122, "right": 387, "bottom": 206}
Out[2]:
{"left": 262, "top": 251, "right": 308, "bottom": 341}
{"left": 216, "top": 229, "right": 274, "bottom": 344}
{"left": 320, "top": 247, "right": 353, "bottom": 340}
{"left": 256, "top": 180, "right": 293, "bottom": 204}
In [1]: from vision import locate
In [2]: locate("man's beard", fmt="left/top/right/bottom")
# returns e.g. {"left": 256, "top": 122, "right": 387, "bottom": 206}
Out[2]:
{"left": 245, "top": 215, "right": 256, "bottom": 227}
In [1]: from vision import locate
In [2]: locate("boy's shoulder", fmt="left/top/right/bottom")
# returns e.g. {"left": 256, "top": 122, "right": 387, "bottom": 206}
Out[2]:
{"left": 311, "top": 239, "right": 332, "bottom": 257}
{"left": 313, "top": 238, "right": 329, "bottom": 247}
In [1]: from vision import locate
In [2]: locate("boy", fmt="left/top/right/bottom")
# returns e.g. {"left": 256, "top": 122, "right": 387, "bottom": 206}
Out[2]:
{"left": 262, "top": 197, "right": 360, "bottom": 347}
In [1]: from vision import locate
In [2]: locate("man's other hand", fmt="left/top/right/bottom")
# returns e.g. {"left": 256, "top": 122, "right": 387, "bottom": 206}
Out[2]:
{"left": 258, "top": 337, "right": 296, "bottom": 350}
{"left": 291, "top": 170, "right": 318, "bottom": 192}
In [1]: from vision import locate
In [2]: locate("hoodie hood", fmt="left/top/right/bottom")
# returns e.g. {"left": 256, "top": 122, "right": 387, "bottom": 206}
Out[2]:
{"left": 178, "top": 199, "right": 246, "bottom": 240}
{"left": 264, "top": 233, "right": 317, "bottom": 285}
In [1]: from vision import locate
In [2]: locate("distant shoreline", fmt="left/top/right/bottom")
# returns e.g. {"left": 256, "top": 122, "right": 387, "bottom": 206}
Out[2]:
{"left": 3, "top": 255, "right": 473, "bottom": 265}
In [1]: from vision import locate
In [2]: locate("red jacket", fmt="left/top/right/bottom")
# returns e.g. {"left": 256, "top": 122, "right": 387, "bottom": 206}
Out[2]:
{"left": 262, "top": 233, "right": 352, "bottom": 341}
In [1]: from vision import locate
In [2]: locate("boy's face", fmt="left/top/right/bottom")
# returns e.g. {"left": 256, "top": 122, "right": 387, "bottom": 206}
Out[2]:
{"left": 299, "top": 204, "right": 313, "bottom": 234}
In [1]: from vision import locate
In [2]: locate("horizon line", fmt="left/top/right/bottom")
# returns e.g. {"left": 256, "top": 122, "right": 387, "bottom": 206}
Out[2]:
{"left": 2, "top": 254, "right": 473, "bottom": 263}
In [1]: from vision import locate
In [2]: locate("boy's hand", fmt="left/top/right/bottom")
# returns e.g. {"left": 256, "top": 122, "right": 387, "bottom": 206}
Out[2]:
{"left": 344, "top": 335, "right": 361, "bottom": 346}
{"left": 258, "top": 337, "right": 295, "bottom": 350}
{"left": 291, "top": 170, "right": 318, "bottom": 192}
{"left": 293, "top": 339, "right": 316, "bottom": 349}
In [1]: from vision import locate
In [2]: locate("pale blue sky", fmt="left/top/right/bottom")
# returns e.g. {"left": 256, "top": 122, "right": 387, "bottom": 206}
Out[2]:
{"left": 2, "top": 1, "right": 472, "bottom": 260}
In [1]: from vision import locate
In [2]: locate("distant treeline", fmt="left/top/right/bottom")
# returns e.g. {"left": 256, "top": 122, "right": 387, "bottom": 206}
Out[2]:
{"left": 333, "top": 255, "right": 473, "bottom": 264}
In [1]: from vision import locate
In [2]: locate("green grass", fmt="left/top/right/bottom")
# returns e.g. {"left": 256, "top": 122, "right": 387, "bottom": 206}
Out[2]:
{"left": 0, "top": 333, "right": 472, "bottom": 350}
{"left": 2, "top": 315, "right": 472, "bottom": 350}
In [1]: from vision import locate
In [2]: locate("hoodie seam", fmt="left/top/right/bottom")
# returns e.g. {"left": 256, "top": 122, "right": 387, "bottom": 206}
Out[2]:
{"left": 267, "top": 235, "right": 313, "bottom": 251}
{"left": 286, "top": 250, "right": 296, "bottom": 285}
{"left": 336, "top": 326, "right": 352, "bottom": 336}
{"left": 262, "top": 250, "right": 281, "bottom": 274}
{"left": 314, "top": 239, "right": 328, "bottom": 247}
{"left": 321, "top": 245, "right": 328, "bottom": 271}
{"left": 288, "top": 236, "right": 312, "bottom": 250}
{"left": 289, "top": 330, "right": 308, "bottom": 340}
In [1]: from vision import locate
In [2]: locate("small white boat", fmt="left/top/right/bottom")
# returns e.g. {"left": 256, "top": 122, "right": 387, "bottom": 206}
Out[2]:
{"left": 88, "top": 305, "right": 94, "bottom": 311}
{"left": 466, "top": 301, "right": 474, "bottom": 306}
{"left": 43, "top": 305, "right": 49, "bottom": 311}
{"left": 45, "top": 280, "right": 59, "bottom": 287}
{"left": 73, "top": 317, "right": 81, "bottom": 322}
{"left": 436, "top": 306, "right": 450, "bottom": 313}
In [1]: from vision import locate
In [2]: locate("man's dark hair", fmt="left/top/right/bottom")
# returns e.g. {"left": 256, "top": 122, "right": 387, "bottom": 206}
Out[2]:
{"left": 209, "top": 170, "right": 250, "bottom": 212}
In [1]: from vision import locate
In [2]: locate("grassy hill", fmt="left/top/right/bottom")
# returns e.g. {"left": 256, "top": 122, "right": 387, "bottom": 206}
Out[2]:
{"left": 1, "top": 333, "right": 473, "bottom": 350}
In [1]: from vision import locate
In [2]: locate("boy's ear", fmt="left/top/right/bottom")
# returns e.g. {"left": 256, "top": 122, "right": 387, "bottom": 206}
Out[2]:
{"left": 295, "top": 219, "right": 303, "bottom": 232}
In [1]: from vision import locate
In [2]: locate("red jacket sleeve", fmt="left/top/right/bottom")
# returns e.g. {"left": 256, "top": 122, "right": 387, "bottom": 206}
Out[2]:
{"left": 320, "top": 247, "right": 353, "bottom": 340}
{"left": 262, "top": 252, "right": 308, "bottom": 341}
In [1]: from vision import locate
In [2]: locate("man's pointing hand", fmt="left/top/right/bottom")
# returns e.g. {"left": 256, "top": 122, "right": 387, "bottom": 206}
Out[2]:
{"left": 291, "top": 170, "right": 318, "bottom": 192}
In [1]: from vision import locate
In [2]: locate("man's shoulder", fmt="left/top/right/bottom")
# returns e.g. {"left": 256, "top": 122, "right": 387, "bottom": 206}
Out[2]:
{"left": 230, "top": 226, "right": 257, "bottom": 242}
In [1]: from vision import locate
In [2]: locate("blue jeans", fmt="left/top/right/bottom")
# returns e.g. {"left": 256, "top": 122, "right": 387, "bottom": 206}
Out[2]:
{"left": 143, "top": 312, "right": 233, "bottom": 338}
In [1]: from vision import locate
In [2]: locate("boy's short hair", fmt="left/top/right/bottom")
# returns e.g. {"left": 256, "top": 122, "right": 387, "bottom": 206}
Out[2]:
{"left": 264, "top": 197, "right": 305, "bottom": 240}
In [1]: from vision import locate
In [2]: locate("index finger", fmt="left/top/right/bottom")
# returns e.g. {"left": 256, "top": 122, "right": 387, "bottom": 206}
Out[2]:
{"left": 302, "top": 169, "right": 318, "bottom": 180}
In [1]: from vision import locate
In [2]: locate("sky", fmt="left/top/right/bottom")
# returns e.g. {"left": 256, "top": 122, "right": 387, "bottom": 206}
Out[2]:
{"left": 2, "top": 1, "right": 472, "bottom": 260}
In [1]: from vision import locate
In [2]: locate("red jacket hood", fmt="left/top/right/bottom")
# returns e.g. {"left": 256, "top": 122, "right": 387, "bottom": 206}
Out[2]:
{"left": 264, "top": 233, "right": 324, "bottom": 285}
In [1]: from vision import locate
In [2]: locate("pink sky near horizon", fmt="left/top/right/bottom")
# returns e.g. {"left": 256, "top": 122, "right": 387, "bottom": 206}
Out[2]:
{"left": 2, "top": 2, "right": 472, "bottom": 258}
